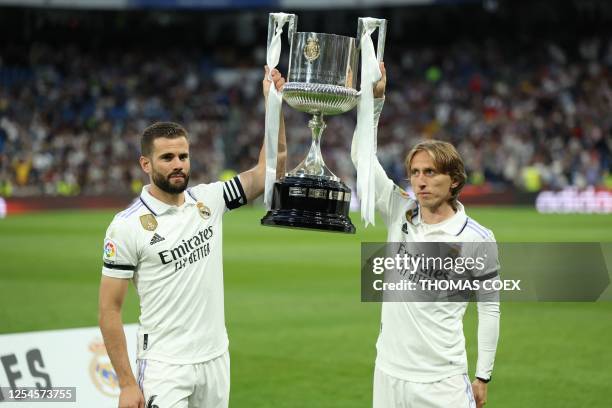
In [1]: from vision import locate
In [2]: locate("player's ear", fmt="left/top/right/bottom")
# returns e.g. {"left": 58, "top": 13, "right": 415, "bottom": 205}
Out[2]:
{"left": 140, "top": 156, "right": 151, "bottom": 175}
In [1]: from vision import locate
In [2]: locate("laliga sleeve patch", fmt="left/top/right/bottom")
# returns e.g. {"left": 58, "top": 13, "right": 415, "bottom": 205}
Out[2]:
{"left": 103, "top": 239, "right": 117, "bottom": 262}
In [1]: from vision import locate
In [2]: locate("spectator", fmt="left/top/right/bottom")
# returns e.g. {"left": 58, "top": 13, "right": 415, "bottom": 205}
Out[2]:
{"left": 0, "top": 38, "right": 611, "bottom": 197}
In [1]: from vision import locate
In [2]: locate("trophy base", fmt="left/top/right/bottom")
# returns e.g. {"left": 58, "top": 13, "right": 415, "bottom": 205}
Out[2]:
{"left": 261, "top": 176, "right": 356, "bottom": 234}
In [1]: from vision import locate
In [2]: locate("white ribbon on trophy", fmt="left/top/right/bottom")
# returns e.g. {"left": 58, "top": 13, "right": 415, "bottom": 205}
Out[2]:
{"left": 354, "top": 18, "right": 383, "bottom": 227}
{"left": 264, "top": 13, "right": 290, "bottom": 209}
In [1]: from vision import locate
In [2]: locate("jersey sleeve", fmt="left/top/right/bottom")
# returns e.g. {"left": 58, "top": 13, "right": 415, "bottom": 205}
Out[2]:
{"left": 467, "top": 232, "right": 500, "bottom": 281}
{"left": 189, "top": 177, "right": 247, "bottom": 214}
{"left": 470, "top": 233, "right": 501, "bottom": 381}
{"left": 475, "top": 297, "right": 500, "bottom": 380}
{"left": 101, "top": 219, "right": 138, "bottom": 279}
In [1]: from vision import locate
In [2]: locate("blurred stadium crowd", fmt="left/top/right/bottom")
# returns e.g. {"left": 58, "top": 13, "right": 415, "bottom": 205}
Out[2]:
{"left": 1, "top": 35, "right": 611, "bottom": 197}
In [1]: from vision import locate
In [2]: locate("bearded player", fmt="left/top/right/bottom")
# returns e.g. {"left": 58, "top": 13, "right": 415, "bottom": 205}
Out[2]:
{"left": 98, "top": 67, "right": 285, "bottom": 408}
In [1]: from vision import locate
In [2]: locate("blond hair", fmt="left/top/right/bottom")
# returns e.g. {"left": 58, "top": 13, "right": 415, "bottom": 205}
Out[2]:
{"left": 405, "top": 140, "right": 467, "bottom": 209}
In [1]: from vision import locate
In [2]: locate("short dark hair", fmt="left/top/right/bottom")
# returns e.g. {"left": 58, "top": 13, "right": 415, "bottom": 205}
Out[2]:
{"left": 141, "top": 122, "right": 189, "bottom": 157}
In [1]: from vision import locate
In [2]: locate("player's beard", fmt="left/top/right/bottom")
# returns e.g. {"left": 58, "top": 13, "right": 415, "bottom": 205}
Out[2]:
{"left": 152, "top": 168, "right": 190, "bottom": 194}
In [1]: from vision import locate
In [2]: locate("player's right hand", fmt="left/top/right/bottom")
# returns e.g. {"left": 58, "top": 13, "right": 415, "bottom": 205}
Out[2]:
{"left": 263, "top": 65, "right": 286, "bottom": 101}
{"left": 118, "top": 384, "right": 145, "bottom": 408}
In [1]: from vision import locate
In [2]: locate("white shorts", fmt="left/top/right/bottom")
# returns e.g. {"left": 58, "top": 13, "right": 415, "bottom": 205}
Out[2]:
{"left": 137, "top": 352, "right": 230, "bottom": 408}
{"left": 373, "top": 366, "right": 476, "bottom": 408}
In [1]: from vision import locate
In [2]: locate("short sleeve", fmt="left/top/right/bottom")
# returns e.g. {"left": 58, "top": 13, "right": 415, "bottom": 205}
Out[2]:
{"left": 101, "top": 219, "right": 138, "bottom": 279}
{"left": 188, "top": 177, "right": 247, "bottom": 214}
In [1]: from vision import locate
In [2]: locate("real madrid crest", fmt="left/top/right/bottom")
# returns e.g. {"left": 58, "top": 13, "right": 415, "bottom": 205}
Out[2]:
{"left": 448, "top": 245, "right": 461, "bottom": 259}
{"left": 139, "top": 214, "right": 158, "bottom": 231}
{"left": 197, "top": 202, "right": 211, "bottom": 219}
{"left": 303, "top": 36, "right": 320, "bottom": 62}
{"left": 405, "top": 209, "right": 414, "bottom": 223}
{"left": 405, "top": 204, "right": 418, "bottom": 224}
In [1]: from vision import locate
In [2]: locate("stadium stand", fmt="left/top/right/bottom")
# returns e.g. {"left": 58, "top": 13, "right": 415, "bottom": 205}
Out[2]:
{"left": 1, "top": 2, "right": 611, "bottom": 197}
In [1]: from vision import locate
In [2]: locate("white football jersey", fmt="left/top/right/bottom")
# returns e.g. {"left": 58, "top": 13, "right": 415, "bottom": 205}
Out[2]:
{"left": 101, "top": 176, "right": 246, "bottom": 364}
{"left": 372, "top": 166, "right": 499, "bottom": 383}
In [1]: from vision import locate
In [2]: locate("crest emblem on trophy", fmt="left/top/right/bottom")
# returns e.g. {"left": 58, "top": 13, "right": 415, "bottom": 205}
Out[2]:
{"left": 303, "top": 37, "right": 320, "bottom": 62}
{"left": 261, "top": 13, "right": 386, "bottom": 233}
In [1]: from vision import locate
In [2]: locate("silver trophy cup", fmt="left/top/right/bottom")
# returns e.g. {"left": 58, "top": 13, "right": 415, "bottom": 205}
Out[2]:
{"left": 261, "top": 14, "right": 386, "bottom": 233}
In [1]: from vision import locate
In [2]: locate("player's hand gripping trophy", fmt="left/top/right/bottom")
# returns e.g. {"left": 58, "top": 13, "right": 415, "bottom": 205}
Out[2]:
{"left": 261, "top": 13, "right": 387, "bottom": 233}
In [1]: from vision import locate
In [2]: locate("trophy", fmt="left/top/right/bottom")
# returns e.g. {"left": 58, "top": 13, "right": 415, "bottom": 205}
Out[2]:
{"left": 261, "top": 13, "right": 387, "bottom": 233}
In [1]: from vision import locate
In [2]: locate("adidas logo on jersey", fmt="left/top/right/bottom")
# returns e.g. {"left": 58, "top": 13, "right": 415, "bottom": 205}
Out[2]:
{"left": 150, "top": 233, "right": 165, "bottom": 245}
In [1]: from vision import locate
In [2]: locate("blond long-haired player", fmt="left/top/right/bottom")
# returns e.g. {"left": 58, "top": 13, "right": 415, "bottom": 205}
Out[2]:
{"left": 352, "top": 63, "right": 500, "bottom": 408}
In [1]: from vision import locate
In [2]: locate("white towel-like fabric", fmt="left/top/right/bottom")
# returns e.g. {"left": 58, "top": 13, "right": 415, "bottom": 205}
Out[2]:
{"left": 354, "top": 18, "right": 383, "bottom": 226}
{"left": 263, "top": 13, "right": 290, "bottom": 209}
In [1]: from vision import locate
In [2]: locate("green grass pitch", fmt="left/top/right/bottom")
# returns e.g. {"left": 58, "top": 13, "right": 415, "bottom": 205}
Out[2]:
{"left": 1, "top": 206, "right": 611, "bottom": 407}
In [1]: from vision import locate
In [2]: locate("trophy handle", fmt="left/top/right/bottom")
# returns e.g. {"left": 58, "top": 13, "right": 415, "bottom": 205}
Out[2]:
{"left": 357, "top": 18, "right": 387, "bottom": 62}
{"left": 268, "top": 13, "right": 298, "bottom": 50}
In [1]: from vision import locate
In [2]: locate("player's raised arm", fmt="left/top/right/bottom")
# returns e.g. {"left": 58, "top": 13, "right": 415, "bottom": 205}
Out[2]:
{"left": 99, "top": 276, "right": 144, "bottom": 408}
{"left": 238, "top": 66, "right": 287, "bottom": 203}
{"left": 351, "top": 62, "right": 411, "bottom": 221}
{"left": 350, "top": 62, "right": 387, "bottom": 170}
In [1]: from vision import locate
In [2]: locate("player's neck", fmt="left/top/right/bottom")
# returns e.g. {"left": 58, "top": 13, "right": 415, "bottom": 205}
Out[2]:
{"left": 147, "top": 184, "right": 185, "bottom": 207}
{"left": 420, "top": 202, "right": 456, "bottom": 225}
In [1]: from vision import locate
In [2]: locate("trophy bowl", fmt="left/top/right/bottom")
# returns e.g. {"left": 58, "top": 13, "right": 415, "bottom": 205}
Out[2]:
{"left": 283, "top": 32, "right": 360, "bottom": 116}
{"left": 282, "top": 82, "right": 359, "bottom": 116}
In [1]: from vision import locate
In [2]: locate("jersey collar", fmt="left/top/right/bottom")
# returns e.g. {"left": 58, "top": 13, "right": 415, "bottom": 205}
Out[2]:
{"left": 415, "top": 201, "right": 469, "bottom": 236}
{"left": 185, "top": 188, "right": 198, "bottom": 205}
{"left": 140, "top": 185, "right": 196, "bottom": 216}
{"left": 450, "top": 202, "right": 469, "bottom": 236}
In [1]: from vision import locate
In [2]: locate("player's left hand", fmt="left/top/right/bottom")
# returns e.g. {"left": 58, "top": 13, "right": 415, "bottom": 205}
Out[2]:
{"left": 472, "top": 378, "right": 488, "bottom": 407}
{"left": 373, "top": 61, "right": 386, "bottom": 98}
{"left": 263, "top": 65, "right": 286, "bottom": 100}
